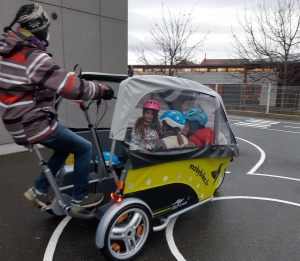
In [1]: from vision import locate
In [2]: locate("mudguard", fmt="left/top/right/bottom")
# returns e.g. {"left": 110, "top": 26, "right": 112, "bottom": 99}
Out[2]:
{"left": 95, "top": 198, "right": 152, "bottom": 249}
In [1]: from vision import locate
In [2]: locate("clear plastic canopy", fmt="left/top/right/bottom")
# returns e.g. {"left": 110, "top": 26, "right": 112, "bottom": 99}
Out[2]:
{"left": 110, "top": 75, "right": 231, "bottom": 144}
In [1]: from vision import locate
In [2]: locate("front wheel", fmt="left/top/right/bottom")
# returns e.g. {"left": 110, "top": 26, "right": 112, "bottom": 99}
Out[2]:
{"left": 100, "top": 204, "right": 152, "bottom": 261}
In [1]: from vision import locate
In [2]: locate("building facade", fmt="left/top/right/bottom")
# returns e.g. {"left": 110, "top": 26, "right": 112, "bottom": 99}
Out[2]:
{"left": 0, "top": 0, "right": 128, "bottom": 145}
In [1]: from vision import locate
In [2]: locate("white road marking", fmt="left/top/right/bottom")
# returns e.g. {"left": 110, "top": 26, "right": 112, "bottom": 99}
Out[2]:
{"left": 250, "top": 173, "right": 300, "bottom": 182}
{"left": 212, "top": 196, "right": 300, "bottom": 207}
{"left": 166, "top": 196, "right": 300, "bottom": 261}
{"left": 229, "top": 116, "right": 280, "bottom": 123}
{"left": 284, "top": 126, "right": 300, "bottom": 129}
{"left": 282, "top": 121, "right": 300, "bottom": 125}
{"left": 247, "top": 120, "right": 280, "bottom": 124}
{"left": 233, "top": 119, "right": 280, "bottom": 129}
{"left": 234, "top": 124, "right": 269, "bottom": 130}
{"left": 229, "top": 116, "right": 253, "bottom": 119}
{"left": 236, "top": 137, "right": 265, "bottom": 174}
{"left": 234, "top": 123, "right": 269, "bottom": 128}
{"left": 229, "top": 115, "right": 300, "bottom": 126}
{"left": 268, "top": 128, "right": 300, "bottom": 134}
{"left": 246, "top": 119, "right": 263, "bottom": 122}
{"left": 166, "top": 217, "right": 186, "bottom": 261}
{"left": 43, "top": 216, "right": 72, "bottom": 261}
{"left": 235, "top": 122, "right": 268, "bottom": 127}
{"left": 236, "top": 137, "right": 300, "bottom": 181}
{"left": 232, "top": 119, "right": 300, "bottom": 133}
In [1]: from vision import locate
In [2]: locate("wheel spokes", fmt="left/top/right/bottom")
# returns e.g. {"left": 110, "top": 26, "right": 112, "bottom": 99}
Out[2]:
{"left": 110, "top": 226, "right": 126, "bottom": 240}
{"left": 130, "top": 236, "right": 137, "bottom": 249}
{"left": 129, "top": 212, "right": 143, "bottom": 229}
{"left": 124, "top": 236, "right": 137, "bottom": 252}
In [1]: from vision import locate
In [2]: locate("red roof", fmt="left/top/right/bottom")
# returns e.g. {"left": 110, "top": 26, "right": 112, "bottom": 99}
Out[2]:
{"left": 176, "top": 60, "right": 198, "bottom": 66}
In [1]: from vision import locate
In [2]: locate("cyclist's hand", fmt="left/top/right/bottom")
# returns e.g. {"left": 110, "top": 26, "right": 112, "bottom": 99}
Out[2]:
{"left": 99, "top": 84, "right": 114, "bottom": 100}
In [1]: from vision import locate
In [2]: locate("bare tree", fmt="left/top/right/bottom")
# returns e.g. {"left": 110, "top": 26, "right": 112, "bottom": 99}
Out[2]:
{"left": 230, "top": 0, "right": 300, "bottom": 107}
{"left": 132, "top": 3, "right": 209, "bottom": 76}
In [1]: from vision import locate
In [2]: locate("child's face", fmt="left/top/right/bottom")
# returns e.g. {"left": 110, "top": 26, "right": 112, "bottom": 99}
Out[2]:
{"left": 144, "top": 109, "right": 154, "bottom": 123}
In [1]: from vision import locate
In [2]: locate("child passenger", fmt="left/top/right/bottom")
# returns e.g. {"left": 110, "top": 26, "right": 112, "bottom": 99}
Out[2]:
{"left": 130, "top": 100, "right": 162, "bottom": 150}
{"left": 184, "top": 109, "right": 214, "bottom": 146}
{"left": 155, "top": 110, "right": 190, "bottom": 149}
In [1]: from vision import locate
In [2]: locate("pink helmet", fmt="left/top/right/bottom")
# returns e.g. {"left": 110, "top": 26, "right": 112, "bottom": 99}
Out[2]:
{"left": 143, "top": 100, "right": 160, "bottom": 112}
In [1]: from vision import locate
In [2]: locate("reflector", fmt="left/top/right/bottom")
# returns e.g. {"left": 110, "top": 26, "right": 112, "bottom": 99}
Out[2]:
{"left": 111, "top": 192, "right": 122, "bottom": 202}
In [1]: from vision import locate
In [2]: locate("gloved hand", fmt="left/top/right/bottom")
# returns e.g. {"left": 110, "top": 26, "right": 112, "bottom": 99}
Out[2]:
{"left": 99, "top": 84, "right": 114, "bottom": 100}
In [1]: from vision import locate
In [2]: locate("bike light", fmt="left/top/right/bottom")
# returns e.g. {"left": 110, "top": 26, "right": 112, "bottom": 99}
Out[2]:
{"left": 111, "top": 192, "right": 122, "bottom": 202}
{"left": 118, "top": 181, "right": 124, "bottom": 190}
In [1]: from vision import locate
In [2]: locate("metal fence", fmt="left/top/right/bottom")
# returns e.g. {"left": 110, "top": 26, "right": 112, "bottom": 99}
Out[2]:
{"left": 216, "top": 84, "right": 300, "bottom": 116}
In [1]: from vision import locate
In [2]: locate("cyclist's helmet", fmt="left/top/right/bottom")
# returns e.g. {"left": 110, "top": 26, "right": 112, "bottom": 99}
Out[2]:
{"left": 143, "top": 100, "right": 160, "bottom": 112}
{"left": 184, "top": 109, "right": 208, "bottom": 126}
{"left": 159, "top": 110, "right": 185, "bottom": 129}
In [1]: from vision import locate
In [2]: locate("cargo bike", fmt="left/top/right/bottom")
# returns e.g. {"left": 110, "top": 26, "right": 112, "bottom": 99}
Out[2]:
{"left": 31, "top": 71, "right": 239, "bottom": 261}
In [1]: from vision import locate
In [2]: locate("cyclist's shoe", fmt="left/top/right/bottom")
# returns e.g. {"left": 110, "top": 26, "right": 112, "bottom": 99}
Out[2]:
{"left": 24, "top": 187, "right": 48, "bottom": 207}
{"left": 71, "top": 193, "right": 104, "bottom": 213}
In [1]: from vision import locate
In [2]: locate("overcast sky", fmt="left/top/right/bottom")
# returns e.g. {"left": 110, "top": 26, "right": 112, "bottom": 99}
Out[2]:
{"left": 128, "top": 0, "right": 267, "bottom": 65}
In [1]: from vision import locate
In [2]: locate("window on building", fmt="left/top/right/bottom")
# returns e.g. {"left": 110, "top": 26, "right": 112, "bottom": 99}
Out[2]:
{"left": 192, "top": 68, "right": 208, "bottom": 72}
{"left": 134, "top": 68, "right": 143, "bottom": 73}
{"left": 249, "top": 68, "right": 263, "bottom": 72}
{"left": 209, "top": 68, "right": 217, "bottom": 72}
{"left": 154, "top": 68, "right": 161, "bottom": 73}
{"left": 248, "top": 68, "right": 274, "bottom": 72}
{"left": 263, "top": 68, "right": 274, "bottom": 72}
{"left": 227, "top": 68, "right": 244, "bottom": 72}
{"left": 176, "top": 68, "right": 192, "bottom": 72}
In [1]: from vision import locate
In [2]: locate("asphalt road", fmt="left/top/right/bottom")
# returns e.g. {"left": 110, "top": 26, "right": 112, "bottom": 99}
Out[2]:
{"left": 0, "top": 115, "right": 300, "bottom": 261}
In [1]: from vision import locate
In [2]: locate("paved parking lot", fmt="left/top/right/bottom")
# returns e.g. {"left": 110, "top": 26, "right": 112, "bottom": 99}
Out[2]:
{"left": 0, "top": 115, "right": 300, "bottom": 261}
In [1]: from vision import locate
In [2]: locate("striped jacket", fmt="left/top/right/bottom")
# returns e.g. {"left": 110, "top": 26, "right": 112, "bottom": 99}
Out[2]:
{"left": 0, "top": 31, "right": 103, "bottom": 145}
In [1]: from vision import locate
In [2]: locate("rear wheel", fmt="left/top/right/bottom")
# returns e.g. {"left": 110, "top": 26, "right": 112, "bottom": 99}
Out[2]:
{"left": 100, "top": 204, "right": 152, "bottom": 261}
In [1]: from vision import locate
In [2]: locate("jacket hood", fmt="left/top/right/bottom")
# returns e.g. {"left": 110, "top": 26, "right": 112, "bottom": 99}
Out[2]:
{"left": 0, "top": 31, "right": 35, "bottom": 57}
